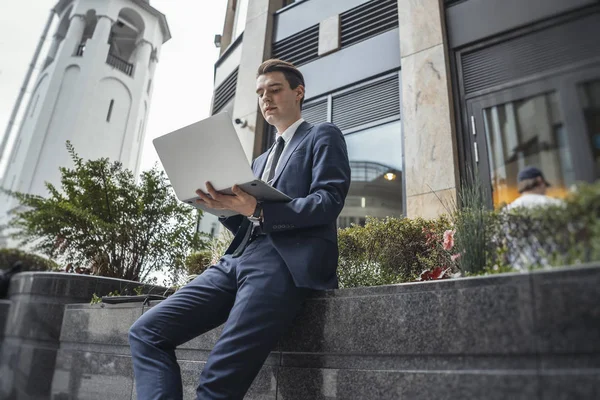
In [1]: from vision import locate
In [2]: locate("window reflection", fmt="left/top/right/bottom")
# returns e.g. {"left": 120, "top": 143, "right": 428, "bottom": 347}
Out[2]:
{"left": 232, "top": 0, "right": 249, "bottom": 40}
{"left": 338, "top": 121, "right": 403, "bottom": 228}
{"left": 578, "top": 79, "right": 600, "bottom": 179}
{"left": 483, "top": 92, "right": 573, "bottom": 207}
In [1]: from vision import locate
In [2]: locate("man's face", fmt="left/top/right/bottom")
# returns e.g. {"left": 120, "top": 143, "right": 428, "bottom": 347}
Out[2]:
{"left": 256, "top": 71, "right": 303, "bottom": 126}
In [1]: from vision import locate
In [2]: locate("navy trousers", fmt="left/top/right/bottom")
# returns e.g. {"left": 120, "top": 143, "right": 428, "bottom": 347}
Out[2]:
{"left": 129, "top": 236, "right": 312, "bottom": 399}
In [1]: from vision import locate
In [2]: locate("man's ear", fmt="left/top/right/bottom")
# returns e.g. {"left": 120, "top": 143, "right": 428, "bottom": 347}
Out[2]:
{"left": 296, "top": 85, "right": 305, "bottom": 102}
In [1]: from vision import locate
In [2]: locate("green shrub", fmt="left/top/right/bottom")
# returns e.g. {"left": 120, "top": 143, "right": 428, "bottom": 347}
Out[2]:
{"left": 491, "top": 182, "right": 600, "bottom": 271}
{"left": 337, "top": 216, "right": 454, "bottom": 288}
{"left": 185, "top": 250, "right": 212, "bottom": 276}
{"left": 0, "top": 248, "right": 60, "bottom": 271}
{"left": 337, "top": 181, "right": 600, "bottom": 286}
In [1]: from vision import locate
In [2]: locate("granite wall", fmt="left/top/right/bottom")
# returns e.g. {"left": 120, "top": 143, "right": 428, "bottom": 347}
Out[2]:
{"left": 50, "top": 264, "right": 600, "bottom": 400}
{"left": 0, "top": 272, "right": 170, "bottom": 400}
{"left": 0, "top": 300, "right": 10, "bottom": 343}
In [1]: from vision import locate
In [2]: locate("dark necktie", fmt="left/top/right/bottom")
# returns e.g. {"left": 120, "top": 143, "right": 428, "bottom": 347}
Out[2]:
{"left": 267, "top": 136, "right": 285, "bottom": 183}
{"left": 232, "top": 137, "right": 285, "bottom": 258}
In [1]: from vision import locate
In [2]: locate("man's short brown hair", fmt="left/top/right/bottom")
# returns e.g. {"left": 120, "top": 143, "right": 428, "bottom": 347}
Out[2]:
{"left": 517, "top": 177, "right": 541, "bottom": 193}
{"left": 257, "top": 59, "right": 305, "bottom": 108}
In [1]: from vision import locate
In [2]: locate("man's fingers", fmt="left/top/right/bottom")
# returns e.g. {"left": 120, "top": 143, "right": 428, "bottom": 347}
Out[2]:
{"left": 196, "top": 189, "right": 222, "bottom": 209}
{"left": 232, "top": 184, "right": 248, "bottom": 198}
{"left": 205, "top": 182, "right": 222, "bottom": 200}
{"left": 196, "top": 189, "right": 211, "bottom": 201}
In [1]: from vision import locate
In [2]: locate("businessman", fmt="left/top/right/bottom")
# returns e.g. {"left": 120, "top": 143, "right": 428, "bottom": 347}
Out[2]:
{"left": 129, "top": 59, "right": 351, "bottom": 399}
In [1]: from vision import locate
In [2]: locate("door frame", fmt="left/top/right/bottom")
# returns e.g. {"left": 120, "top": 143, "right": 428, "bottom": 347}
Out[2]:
{"left": 466, "top": 64, "right": 600, "bottom": 205}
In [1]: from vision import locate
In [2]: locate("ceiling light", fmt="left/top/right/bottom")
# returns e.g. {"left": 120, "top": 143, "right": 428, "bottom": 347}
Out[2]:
{"left": 384, "top": 172, "right": 397, "bottom": 181}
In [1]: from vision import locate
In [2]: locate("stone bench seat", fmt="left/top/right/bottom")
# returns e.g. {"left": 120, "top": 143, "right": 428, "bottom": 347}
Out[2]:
{"left": 43, "top": 265, "right": 600, "bottom": 399}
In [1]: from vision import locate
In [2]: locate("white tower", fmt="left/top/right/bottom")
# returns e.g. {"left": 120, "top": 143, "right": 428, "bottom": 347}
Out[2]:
{"left": 0, "top": 0, "right": 170, "bottom": 241}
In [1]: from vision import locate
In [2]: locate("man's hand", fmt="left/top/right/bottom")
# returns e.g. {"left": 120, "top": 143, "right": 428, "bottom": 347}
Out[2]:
{"left": 196, "top": 182, "right": 257, "bottom": 217}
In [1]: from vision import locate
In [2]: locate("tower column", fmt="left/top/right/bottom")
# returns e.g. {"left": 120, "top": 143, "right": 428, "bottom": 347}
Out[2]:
{"left": 61, "top": 14, "right": 86, "bottom": 56}
{"left": 135, "top": 40, "right": 153, "bottom": 66}
{"left": 92, "top": 15, "right": 113, "bottom": 43}
{"left": 68, "top": 14, "right": 86, "bottom": 39}
{"left": 47, "top": 32, "right": 65, "bottom": 60}
{"left": 79, "top": 14, "right": 112, "bottom": 69}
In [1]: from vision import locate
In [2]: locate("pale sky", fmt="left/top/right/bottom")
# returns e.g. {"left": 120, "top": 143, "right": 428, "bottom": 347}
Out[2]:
{"left": 0, "top": 0, "right": 227, "bottom": 177}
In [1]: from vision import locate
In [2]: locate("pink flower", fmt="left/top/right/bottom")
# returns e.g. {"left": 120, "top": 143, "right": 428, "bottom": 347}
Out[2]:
{"left": 443, "top": 229, "right": 455, "bottom": 251}
{"left": 451, "top": 253, "right": 461, "bottom": 262}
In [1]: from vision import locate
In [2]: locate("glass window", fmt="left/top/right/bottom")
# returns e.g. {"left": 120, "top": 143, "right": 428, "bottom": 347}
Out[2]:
{"left": 337, "top": 121, "right": 403, "bottom": 228}
{"left": 577, "top": 79, "right": 600, "bottom": 179}
{"left": 232, "top": 0, "right": 249, "bottom": 40}
{"left": 482, "top": 92, "right": 574, "bottom": 207}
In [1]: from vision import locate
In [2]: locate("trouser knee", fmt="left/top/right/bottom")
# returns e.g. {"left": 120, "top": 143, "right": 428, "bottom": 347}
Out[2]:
{"left": 128, "top": 317, "right": 156, "bottom": 349}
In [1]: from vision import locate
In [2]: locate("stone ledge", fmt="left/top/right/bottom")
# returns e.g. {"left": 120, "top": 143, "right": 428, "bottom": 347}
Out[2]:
{"left": 0, "top": 273, "right": 171, "bottom": 399}
{"left": 49, "top": 264, "right": 600, "bottom": 399}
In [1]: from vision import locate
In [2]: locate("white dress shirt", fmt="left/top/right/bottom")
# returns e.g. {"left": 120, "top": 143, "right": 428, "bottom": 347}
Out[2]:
{"left": 261, "top": 118, "right": 305, "bottom": 182}
{"left": 505, "top": 193, "right": 563, "bottom": 210}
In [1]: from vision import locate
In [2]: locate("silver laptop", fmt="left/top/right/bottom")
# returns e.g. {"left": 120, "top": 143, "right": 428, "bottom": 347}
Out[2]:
{"left": 153, "top": 111, "right": 290, "bottom": 218}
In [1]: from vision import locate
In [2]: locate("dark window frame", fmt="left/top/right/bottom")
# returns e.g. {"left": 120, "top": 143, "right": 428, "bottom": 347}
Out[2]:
{"left": 449, "top": 6, "right": 600, "bottom": 206}
{"left": 466, "top": 65, "right": 600, "bottom": 205}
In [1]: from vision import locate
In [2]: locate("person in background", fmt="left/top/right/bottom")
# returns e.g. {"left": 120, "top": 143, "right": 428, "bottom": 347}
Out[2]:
{"left": 506, "top": 166, "right": 563, "bottom": 210}
{"left": 503, "top": 166, "right": 564, "bottom": 270}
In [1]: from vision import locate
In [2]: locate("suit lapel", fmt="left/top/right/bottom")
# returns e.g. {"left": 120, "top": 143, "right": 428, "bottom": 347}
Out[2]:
{"left": 272, "top": 121, "right": 313, "bottom": 186}
{"left": 253, "top": 152, "right": 269, "bottom": 179}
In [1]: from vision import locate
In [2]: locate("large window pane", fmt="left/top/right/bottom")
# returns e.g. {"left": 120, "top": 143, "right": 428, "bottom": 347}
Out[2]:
{"left": 483, "top": 92, "right": 574, "bottom": 207}
{"left": 578, "top": 79, "right": 600, "bottom": 179}
{"left": 338, "top": 121, "right": 403, "bottom": 228}
{"left": 232, "top": 0, "right": 249, "bottom": 40}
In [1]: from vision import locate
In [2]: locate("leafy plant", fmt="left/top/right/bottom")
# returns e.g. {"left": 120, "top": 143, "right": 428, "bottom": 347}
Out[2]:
{"left": 0, "top": 248, "right": 61, "bottom": 271}
{"left": 451, "top": 171, "right": 494, "bottom": 275}
{"left": 337, "top": 216, "right": 454, "bottom": 288}
{"left": 90, "top": 293, "right": 102, "bottom": 305}
{"left": 208, "top": 229, "right": 234, "bottom": 266}
{"left": 494, "top": 182, "right": 600, "bottom": 271}
{"left": 338, "top": 181, "right": 600, "bottom": 287}
{"left": 4, "top": 142, "right": 206, "bottom": 283}
{"left": 185, "top": 250, "right": 213, "bottom": 276}
{"left": 89, "top": 290, "right": 120, "bottom": 305}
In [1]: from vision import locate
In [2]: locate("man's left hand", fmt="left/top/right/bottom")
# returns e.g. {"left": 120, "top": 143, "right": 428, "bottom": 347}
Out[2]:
{"left": 196, "top": 182, "right": 257, "bottom": 217}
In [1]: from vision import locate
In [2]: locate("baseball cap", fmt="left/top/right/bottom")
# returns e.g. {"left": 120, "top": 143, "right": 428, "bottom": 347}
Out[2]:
{"left": 517, "top": 166, "right": 551, "bottom": 186}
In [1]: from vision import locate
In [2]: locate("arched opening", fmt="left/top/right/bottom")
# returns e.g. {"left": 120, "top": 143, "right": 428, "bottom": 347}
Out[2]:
{"left": 108, "top": 8, "right": 145, "bottom": 62}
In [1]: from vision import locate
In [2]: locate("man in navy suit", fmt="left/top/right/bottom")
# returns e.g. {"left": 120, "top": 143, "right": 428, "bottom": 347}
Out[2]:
{"left": 129, "top": 59, "right": 351, "bottom": 399}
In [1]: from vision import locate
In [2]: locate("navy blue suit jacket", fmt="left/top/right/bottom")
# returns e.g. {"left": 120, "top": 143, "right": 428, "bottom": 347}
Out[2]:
{"left": 220, "top": 121, "right": 351, "bottom": 290}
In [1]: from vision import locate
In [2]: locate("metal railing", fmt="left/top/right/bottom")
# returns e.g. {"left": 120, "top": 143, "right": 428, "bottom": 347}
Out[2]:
{"left": 106, "top": 53, "right": 134, "bottom": 76}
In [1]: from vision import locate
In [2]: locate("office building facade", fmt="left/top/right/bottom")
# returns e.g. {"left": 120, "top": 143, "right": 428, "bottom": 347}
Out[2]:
{"left": 210, "top": 0, "right": 600, "bottom": 226}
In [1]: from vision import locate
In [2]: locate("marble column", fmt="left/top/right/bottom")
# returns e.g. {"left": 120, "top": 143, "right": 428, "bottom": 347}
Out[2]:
{"left": 397, "top": 0, "right": 459, "bottom": 219}
{"left": 232, "top": 0, "right": 285, "bottom": 161}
